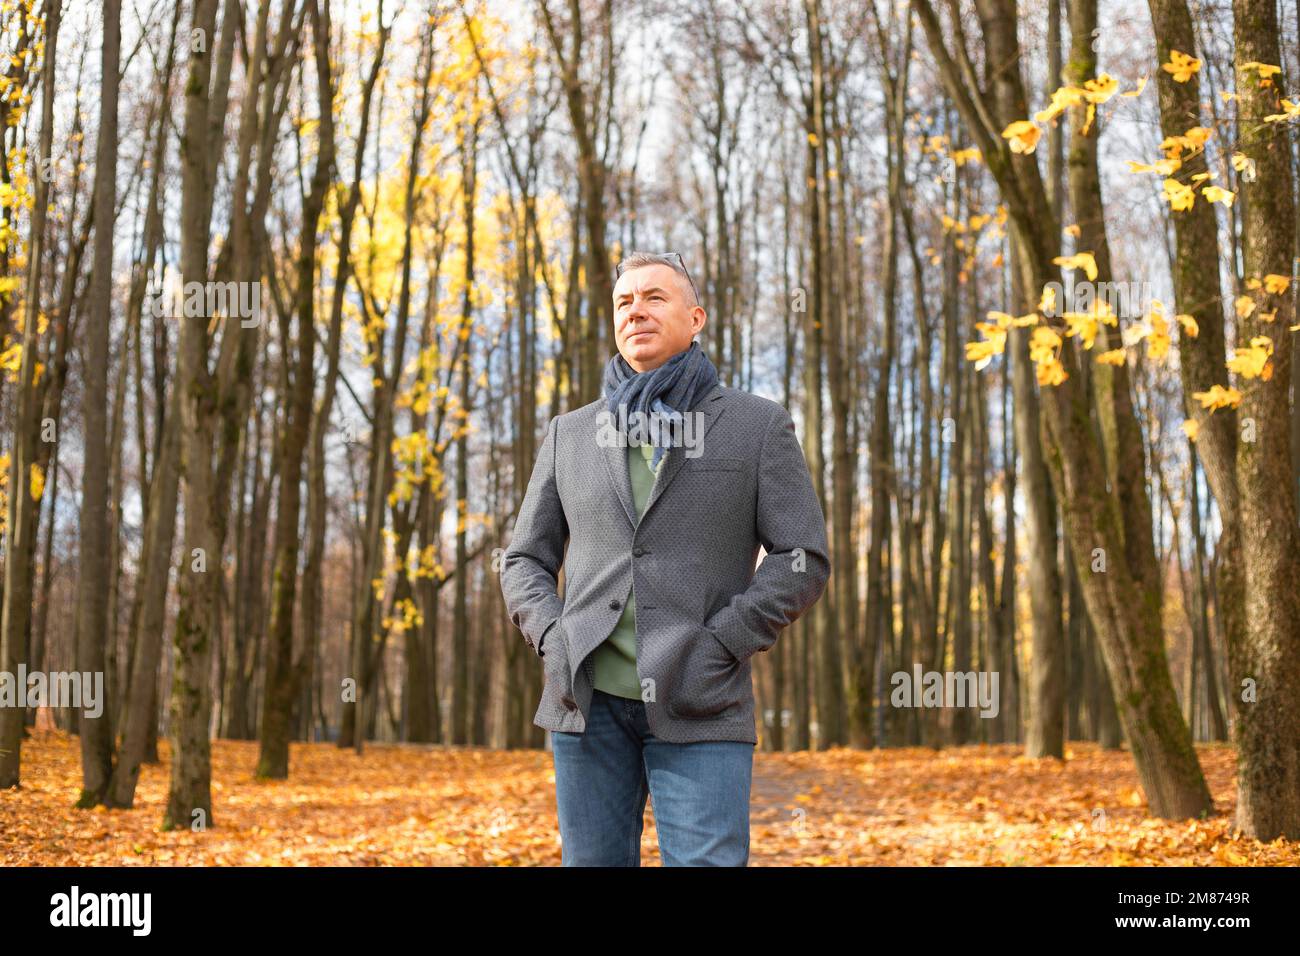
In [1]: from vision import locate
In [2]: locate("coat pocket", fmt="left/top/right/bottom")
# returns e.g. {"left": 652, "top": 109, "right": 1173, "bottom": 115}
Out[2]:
{"left": 668, "top": 625, "right": 746, "bottom": 720}
{"left": 684, "top": 456, "right": 745, "bottom": 472}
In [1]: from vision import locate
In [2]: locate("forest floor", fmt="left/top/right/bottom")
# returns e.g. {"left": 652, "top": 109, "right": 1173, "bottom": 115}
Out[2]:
{"left": 2, "top": 730, "right": 1297, "bottom": 866}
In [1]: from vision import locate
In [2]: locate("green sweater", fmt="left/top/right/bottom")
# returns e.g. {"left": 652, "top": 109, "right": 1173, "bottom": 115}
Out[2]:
{"left": 589, "top": 440, "right": 661, "bottom": 700}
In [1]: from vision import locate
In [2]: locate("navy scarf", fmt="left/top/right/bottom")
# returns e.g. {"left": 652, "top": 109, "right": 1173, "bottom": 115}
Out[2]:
{"left": 602, "top": 340, "right": 719, "bottom": 469}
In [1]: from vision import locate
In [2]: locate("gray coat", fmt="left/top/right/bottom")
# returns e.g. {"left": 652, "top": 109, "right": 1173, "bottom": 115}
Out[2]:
{"left": 500, "top": 382, "right": 831, "bottom": 744}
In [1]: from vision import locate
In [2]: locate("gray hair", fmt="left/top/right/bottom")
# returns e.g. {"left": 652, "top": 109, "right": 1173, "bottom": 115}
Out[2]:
{"left": 615, "top": 251, "right": 700, "bottom": 307}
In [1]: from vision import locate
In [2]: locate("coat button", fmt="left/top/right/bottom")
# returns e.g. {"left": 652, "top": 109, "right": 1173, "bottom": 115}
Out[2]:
{"left": 633, "top": 547, "right": 645, "bottom": 557}
{"left": 609, "top": 599, "right": 621, "bottom": 610}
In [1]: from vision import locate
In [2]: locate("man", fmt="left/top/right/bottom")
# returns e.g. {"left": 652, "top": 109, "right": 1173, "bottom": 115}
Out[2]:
{"left": 501, "top": 251, "right": 830, "bottom": 866}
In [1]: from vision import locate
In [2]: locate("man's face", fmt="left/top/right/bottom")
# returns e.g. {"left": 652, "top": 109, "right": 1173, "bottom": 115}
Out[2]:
{"left": 612, "top": 263, "right": 706, "bottom": 372}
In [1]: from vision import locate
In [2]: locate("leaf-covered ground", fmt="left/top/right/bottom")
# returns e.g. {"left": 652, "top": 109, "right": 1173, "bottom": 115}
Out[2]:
{"left": 1, "top": 730, "right": 1296, "bottom": 865}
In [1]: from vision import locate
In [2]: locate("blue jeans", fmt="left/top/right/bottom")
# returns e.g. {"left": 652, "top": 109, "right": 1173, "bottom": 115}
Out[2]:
{"left": 551, "top": 688, "right": 755, "bottom": 866}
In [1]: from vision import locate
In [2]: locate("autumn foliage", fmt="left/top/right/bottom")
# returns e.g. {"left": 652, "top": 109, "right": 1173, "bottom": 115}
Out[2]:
{"left": 2, "top": 730, "right": 1296, "bottom": 867}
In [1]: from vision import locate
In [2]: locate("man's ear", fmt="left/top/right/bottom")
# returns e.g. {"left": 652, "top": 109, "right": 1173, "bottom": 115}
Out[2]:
{"left": 691, "top": 306, "right": 708, "bottom": 335}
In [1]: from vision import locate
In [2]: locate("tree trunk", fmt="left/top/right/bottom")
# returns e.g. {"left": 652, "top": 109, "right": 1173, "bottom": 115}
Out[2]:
{"left": 0, "top": 0, "right": 61, "bottom": 790}
{"left": 257, "top": 0, "right": 336, "bottom": 779}
{"left": 73, "top": 0, "right": 120, "bottom": 806}
{"left": 1226, "top": 0, "right": 1300, "bottom": 839}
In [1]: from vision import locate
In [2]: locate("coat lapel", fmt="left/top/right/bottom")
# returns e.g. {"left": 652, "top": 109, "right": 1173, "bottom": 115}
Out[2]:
{"left": 602, "top": 424, "right": 639, "bottom": 528}
{"left": 599, "top": 384, "right": 726, "bottom": 528}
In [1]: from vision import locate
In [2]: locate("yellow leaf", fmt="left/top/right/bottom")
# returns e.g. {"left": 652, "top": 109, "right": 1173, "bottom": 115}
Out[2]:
{"left": 1238, "top": 61, "right": 1281, "bottom": 83}
{"left": 1064, "top": 313, "right": 1100, "bottom": 349}
{"left": 1127, "top": 158, "right": 1181, "bottom": 175}
{"left": 29, "top": 464, "right": 44, "bottom": 501}
{"left": 1160, "top": 128, "right": 1210, "bottom": 160}
{"left": 985, "top": 310, "right": 1039, "bottom": 330}
{"left": 1235, "top": 295, "right": 1257, "bottom": 319}
{"left": 1264, "top": 99, "right": 1300, "bottom": 122}
{"left": 966, "top": 337, "right": 1004, "bottom": 370}
{"left": 1227, "top": 337, "right": 1274, "bottom": 379}
{"left": 1053, "top": 251, "right": 1098, "bottom": 281}
{"left": 1202, "top": 185, "right": 1235, "bottom": 206}
{"left": 1263, "top": 273, "right": 1291, "bottom": 294}
{"left": 1162, "top": 50, "right": 1201, "bottom": 83}
{"left": 1036, "top": 358, "right": 1068, "bottom": 386}
{"left": 1095, "top": 348, "right": 1126, "bottom": 366}
{"left": 1080, "top": 102, "right": 1097, "bottom": 136}
{"left": 1144, "top": 308, "right": 1171, "bottom": 360}
{"left": 1182, "top": 419, "right": 1200, "bottom": 442}
{"left": 1029, "top": 326, "right": 1062, "bottom": 364}
{"left": 1035, "top": 86, "right": 1086, "bottom": 123}
{"left": 1001, "top": 120, "right": 1041, "bottom": 155}
{"left": 1162, "top": 178, "right": 1195, "bottom": 211}
{"left": 1039, "top": 285, "right": 1058, "bottom": 314}
{"left": 1176, "top": 314, "right": 1199, "bottom": 338}
{"left": 1192, "top": 385, "right": 1242, "bottom": 410}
